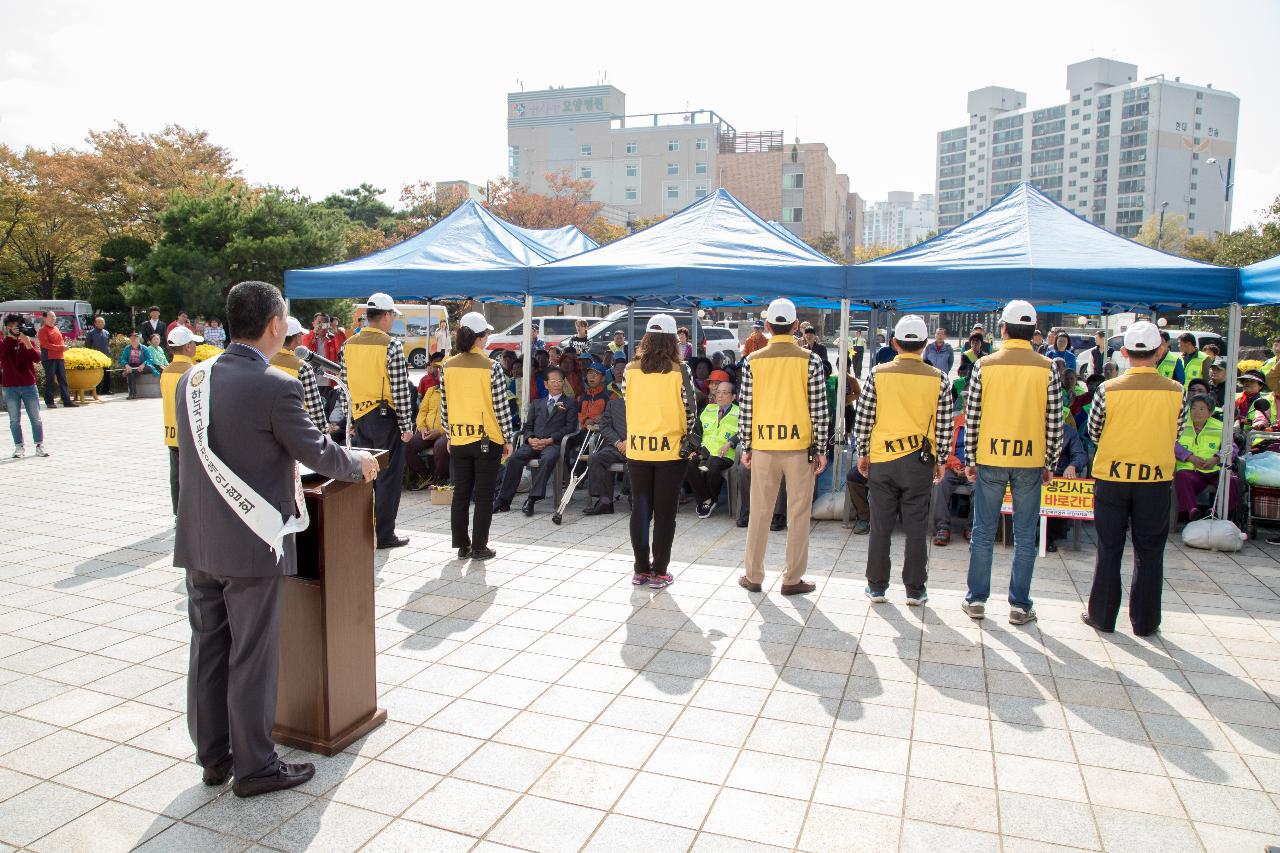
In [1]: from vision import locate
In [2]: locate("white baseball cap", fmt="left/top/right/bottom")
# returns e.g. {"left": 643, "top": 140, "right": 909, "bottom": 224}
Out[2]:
{"left": 1123, "top": 320, "right": 1161, "bottom": 353}
{"left": 762, "top": 298, "right": 797, "bottom": 325}
{"left": 285, "top": 316, "right": 304, "bottom": 337}
{"left": 460, "top": 312, "right": 492, "bottom": 333}
{"left": 364, "top": 293, "right": 402, "bottom": 315}
{"left": 167, "top": 326, "right": 203, "bottom": 347}
{"left": 1000, "top": 300, "right": 1037, "bottom": 326}
{"left": 646, "top": 314, "right": 677, "bottom": 335}
{"left": 894, "top": 315, "right": 929, "bottom": 343}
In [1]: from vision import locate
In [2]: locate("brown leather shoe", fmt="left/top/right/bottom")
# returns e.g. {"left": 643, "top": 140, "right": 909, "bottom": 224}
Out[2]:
{"left": 737, "top": 576, "right": 762, "bottom": 592}
{"left": 780, "top": 580, "right": 817, "bottom": 596}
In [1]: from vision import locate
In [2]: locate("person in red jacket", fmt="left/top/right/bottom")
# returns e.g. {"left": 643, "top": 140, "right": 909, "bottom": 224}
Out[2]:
{"left": 36, "top": 311, "right": 75, "bottom": 407}
{"left": 2, "top": 314, "right": 48, "bottom": 457}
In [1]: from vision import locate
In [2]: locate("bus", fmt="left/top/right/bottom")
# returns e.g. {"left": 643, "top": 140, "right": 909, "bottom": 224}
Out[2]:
{"left": 0, "top": 300, "right": 95, "bottom": 340}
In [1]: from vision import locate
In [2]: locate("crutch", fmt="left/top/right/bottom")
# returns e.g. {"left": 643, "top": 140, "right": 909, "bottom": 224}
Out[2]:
{"left": 552, "top": 427, "right": 602, "bottom": 525}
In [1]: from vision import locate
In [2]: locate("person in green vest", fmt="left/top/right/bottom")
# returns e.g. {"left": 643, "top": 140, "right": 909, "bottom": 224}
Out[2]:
{"left": 1174, "top": 394, "right": 1238, "bottom": 523}
{"left": 1263, "top": 335, "right": 1280, "bottom": 375}
{"left": 685, "top": 379, "right": 740, "bottom": 518}
{"left": 1156, "top": 331, "right": 1185, "bottom": 383}
{"left": 1177, "top": 333, "right": 1207, "bottom": 385}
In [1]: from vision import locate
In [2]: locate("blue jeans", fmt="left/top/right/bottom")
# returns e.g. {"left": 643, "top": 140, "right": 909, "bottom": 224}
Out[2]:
{"left": 4, "top": 385, "right": 44, "bottom": 447}
{"left": 966, "top": 465, "right": 1042, "bottom": 609}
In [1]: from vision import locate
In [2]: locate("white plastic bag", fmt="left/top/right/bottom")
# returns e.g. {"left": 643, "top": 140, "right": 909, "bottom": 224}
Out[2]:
{"left": 1181, "top": 517, "right": 1245, "bottom": 552}
{"left": 812, "top": 489, "right": 844, "bottom": 520}
{"left": 1245, "top": 451, "right": 1280, "bottom": 487}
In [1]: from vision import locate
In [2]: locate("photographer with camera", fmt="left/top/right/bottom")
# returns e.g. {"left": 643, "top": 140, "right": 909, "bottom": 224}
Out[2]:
{"left": 619, "top": 315, "right": 698, "bottom": 590}
{"left": 685, "top": 379, "right": 740, "bottom": 519}
{"left": 2, "top": 314, "right": 47, "bottom": 458}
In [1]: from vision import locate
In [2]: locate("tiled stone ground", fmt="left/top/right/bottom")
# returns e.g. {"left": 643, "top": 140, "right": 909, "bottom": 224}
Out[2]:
{"left": 2, "top": 395, "right": 1280, "bottom": 852}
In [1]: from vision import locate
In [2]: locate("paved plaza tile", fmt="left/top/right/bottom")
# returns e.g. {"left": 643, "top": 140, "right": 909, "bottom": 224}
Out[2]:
{"left": 1, "top": 396, "right": 1280, "bottom": 851}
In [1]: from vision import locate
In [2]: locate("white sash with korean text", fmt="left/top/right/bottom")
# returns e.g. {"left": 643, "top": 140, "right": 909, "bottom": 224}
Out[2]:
{"left": 184, "top": 354, "right": 308, "bottom": 561}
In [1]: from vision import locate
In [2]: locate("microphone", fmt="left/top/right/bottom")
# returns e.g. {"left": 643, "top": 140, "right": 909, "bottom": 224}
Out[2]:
{"left": 295, "top": 345, "right": 340, "bottom": 374}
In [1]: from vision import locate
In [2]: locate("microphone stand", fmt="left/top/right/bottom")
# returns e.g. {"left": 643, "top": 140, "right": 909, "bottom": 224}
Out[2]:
{"left": 321, "top": 371, "right": 353, "bottom": 449}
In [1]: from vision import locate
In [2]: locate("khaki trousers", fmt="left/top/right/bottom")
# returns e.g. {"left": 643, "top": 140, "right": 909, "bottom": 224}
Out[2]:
{"left": 744, "top": 449, "right": 815, "bottom": 585}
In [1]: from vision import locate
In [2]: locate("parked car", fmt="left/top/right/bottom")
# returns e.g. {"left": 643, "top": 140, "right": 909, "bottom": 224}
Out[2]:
{"left": 353, "top": 302, "right": 449, "bottom": 368}
{"left": 0, "top": 299, "right": 94, "bottom": 341}
{"left": 581, "top": 309, "right": 739, "bottom": 360}
{"left": 486, "top": 315, "right": 591, "bottom": 353}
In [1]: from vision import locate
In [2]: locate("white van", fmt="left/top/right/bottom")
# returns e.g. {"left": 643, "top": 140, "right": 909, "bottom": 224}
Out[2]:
{"left": 0, "top": 299, "right": 95, "bottom": 340}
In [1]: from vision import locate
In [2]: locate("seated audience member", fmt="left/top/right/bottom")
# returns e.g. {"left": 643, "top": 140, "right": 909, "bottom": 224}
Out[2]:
{"left": 583, "top": 393, "right": 627, "bottom": 516}
{"left": 933, "top": 399, "right": 970, "bottom": 545}
{"left": 686, "top": 380, "right": 740, "bottom": 518}
{"left": 559, "top": 350, "right": 585, "bottom": 397}
{"left": 1050, "top": 331, "right": 1077, "bottom": 371}
{"left": 958, "top": 332, "right": 986, "bottom": 379}
{"left": 119, "top": 332, "right": 158, "bottom": 398}
{"left": 1175, "top": 394, "right": 1239, "bottom": 522}
{"left": 1235, "top": 369, "right": 1272, "bottom": 428}
{"left": 1206, "top": 359, "right": 1227, "bottom": 413}
{"left": 145, "top": 333, "right": 169, "bottom": 369}
{"left": 495, "top": 367, "right": 578, "bottom": 516}
{"left": 567, "top": 362, "right": 614, "bottom": 461}
{"left": 1044, "top": 420, "right": 1089, "bottom": 552}
{"left": 406, "top": 352, "right": 447, "bottom": 489}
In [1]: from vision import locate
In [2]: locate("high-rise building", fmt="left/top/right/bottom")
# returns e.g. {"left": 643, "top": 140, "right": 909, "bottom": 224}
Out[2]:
{"left": 507, "top": 84, "right": 856, "bottom": 254}
{"left": 436, "top": 180, "right": 486, "bottom": 203}
{"left": 863, "top": 191, "right": 937, "bottom": 248}
{"left": 936, "top": 58, "right": 1240, "bottom": 239}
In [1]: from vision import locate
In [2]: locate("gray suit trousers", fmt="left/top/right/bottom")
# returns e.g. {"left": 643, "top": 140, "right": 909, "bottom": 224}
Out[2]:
{"left": 186, "top": 568, "right": 283, "bottom": 781}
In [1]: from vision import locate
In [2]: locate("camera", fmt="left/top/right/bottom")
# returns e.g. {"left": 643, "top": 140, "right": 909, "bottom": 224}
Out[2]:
{"left": 6, "top": 321, "right": 36, "bottom": 337}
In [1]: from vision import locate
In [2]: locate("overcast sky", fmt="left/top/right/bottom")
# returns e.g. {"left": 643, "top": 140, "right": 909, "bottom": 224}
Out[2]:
{"left": 2, "top": 0, "right": 1276, "bottom": 228}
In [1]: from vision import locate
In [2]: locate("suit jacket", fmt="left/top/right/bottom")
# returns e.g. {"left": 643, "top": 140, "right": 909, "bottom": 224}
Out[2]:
{"left": 140, "top": 319, "right": 165, "bottom": 344}
{"left": 599, "top": 397, "right": 627, "bottom": 446}
{"left": 173, "top": 344, "right": 365, "bottom": 578}
{"left": 523, "top": 394, "right": 578, "bottom": 443}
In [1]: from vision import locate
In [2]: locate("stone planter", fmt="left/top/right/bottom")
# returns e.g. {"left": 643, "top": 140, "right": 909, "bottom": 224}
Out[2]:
{"left": 66, "top": 367, "right": 104, "bottom": 402}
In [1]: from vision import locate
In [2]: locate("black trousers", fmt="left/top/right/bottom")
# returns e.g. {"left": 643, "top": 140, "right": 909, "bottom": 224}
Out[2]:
{"left": 451, "top": 440, "right": 501, "bottom": 551}
{"left": 186, "top": 568, "right": 283, "bottom": 782}
{"left": 629, "top": 459, "right": 685, "bottom": 575}
{"left": 1088, "top": 479, "right": 1170, "bottom": 635}
{"left": 169, "top": 447, "right": 180, "bottom": 515}
{"left": 587, "top": 446, "right": 626, "bottom": 500}
{"left": 867, "top": 453, "right": 933, "bottom": 596}
{"left": 498, "top": 441, "right": 560, "bottom": 503}
{"left": 42, "top": 358, "right": 71, "bottom": 406}
{"left": 685, "top": 455, "right": 734, "bottom": 505}
{"left": 354, "top": 410, "right": 406, "bottom": 545}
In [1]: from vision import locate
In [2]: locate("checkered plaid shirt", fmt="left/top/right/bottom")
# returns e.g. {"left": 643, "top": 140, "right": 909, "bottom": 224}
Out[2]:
{"left": 853, "top": 359, "right": 954, "bottom": 461}
{"left": 298, "top": 361, "right": 327, "bottom": 432}
{"left": 964, "top": 354, "right": 1064, "bottom": 469}
{"left": 440, "top": 359, "right": 515, "bottom": 444}
{"left": 338, "top": 335, "right": 415, "bottom": 434}
{"left": 737, "top": 346, "right": 829, "bottom": 452}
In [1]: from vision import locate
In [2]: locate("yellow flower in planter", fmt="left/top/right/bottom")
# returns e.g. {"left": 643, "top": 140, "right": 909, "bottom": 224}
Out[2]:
{"left": 193, "top": 343, "right": 225, "bottom": 363}
{"left": 63, "top": 348, "right": 112, "bottom": 370}
{"left": 1238, "top": 359, "right": 1263, "bottom": 373}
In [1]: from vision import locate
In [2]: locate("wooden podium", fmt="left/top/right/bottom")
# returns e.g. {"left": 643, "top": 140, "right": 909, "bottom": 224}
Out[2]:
{"left": 273, "top": 450, "right": 387, "bottom": 755}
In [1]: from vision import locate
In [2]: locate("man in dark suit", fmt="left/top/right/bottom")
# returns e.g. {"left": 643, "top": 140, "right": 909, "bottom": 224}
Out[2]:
{"left": 140, "top": 306, "right": 165, "bottom": 346}
{"left": 174, "top": 281, "right": 378, "bottom": 798}
{"left": 495, "top": 366, "right": 578, "bottom": 515}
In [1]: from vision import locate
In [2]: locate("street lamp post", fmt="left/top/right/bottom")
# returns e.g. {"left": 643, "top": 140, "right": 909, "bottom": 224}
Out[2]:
{"left": 1158, "top": 201, "right": 1169, "bottom": 250}
{"left": 1205, "top": 157, "right": 1234, "bottom": 235}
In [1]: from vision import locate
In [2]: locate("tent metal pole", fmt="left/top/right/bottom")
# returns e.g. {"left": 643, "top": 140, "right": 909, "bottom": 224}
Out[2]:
{"left": 692, "top": 300, "right": 701, "bottom": 357}
{"left": 521, "top": 293, "right": 533, "bottom": 415}
{"left": 833, "top": 298, "right": 851, "bottom": 485}
{"left": 627, "top": 302, "right": 636, "bottom": 363}
{"left": 426, "top": 298, "right": 433, "bottom": 356}
{"left": 1215, "top": 302, "right": 1241, "bottom": 528}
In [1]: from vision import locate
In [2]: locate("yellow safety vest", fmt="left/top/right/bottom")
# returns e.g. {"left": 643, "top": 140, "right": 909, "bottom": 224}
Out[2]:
{"left": 269, "top": 350, "right": 302, "bottom": 379}
{"left": 160, "top": 355, "right": 194, "bottom": 449}
{"left": 345, "top": 328, "right": 393, "bottom": 421}
{"left": 869, "top": 353, "right": 942, "bottom": 463}
{"left": 699, "top": 403, "right": 739, "bottom": 457}
{"left": 746, "top": 338, "right": 813, "bottom": 451}
{"left": 1156, "top": 351, "right": 1180, "bottom": 381}
{"left": 1181, "top": 351, "right": 1207, "bottom": 385}
{"left": 625, "top": 362, "right": 686, "bottom": 461}
{"left": 974, "top": 339, "right": 1051, "bottom": 468}
{"left": 442, "top": 352, "right": 503, "bottom": 446}
{"left": 1176, "top": 417, "right": 1224, "bottom": 473}
{"left": 1093, "top": 367, "right": 1184, "bottom": 483}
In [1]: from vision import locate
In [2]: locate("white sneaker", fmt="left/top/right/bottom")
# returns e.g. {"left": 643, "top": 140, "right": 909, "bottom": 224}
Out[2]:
{"left": 1009, "top": 606, "right": 1037, "bottom": 626}
{"left": 34, "top": 445, "right": 48, "bottom": 458}
{"left": 906, "top": 592, "right": 929, "bottom": 607}
{"left": 11, "top": 445, "right": 23, "bottom": 459}
{"left": 961, "top": 600, "right": 985, "bottom": 620}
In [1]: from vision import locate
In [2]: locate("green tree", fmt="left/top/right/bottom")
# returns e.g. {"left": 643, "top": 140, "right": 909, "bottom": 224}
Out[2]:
{"left": 1136, "top": 211, "right": 1190, "bottom": 255}
{"left": 130, "top": 186, "right": 349, "bottom": 318}
{"left": 320, "top": 183, "right": 397, "bottom": 230}
{"left": 90, "top": 235, "right": 152, "bottom": 313}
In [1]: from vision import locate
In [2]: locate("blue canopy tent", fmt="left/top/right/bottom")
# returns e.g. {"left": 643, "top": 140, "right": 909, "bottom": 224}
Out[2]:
{"left": 507, "top": 223, "right": 598, "bottom": 259}
{"left": 1241, "top": 254, "right": 1280, "bottom": 305}
{"left": 850, "top": 183, "right": 1240, "bottom": 312}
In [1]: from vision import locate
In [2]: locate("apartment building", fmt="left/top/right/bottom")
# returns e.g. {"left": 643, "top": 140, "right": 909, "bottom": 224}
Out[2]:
{"left": 863, "top": 191, "right": 937, "bottom": 248}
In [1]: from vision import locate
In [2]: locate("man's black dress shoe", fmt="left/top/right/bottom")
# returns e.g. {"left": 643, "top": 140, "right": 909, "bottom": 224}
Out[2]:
{"left": 377, "top": 536, "right": 410, "bottom": 549}
{"left": 1079, "top": 612, "right": 1114, "bottom": 633}
{"left": 770, "top": 514, "right": 786, "bottom": 532}
{"left": 493, "top": 502, "right": 511, "bottom": 513}
{"left": 457, "top": 547, "right": 470, "bottom": 559}
{"left": 736, "top": 517, "right": 749, "bottom": 528}
{"left": 233, "top": 761, "right": 315, "bottom": 798}
{"left": 522, "top": 497, "right": 540, "bottom": 516}
{"left": 583, "top": 500, "right": 614, "bottom": 516}
{"left": 202, "top": 754, "right": 234, "bottom": 786}
{"left": 470, "top": 546, "right": 496, "bottom": 560}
